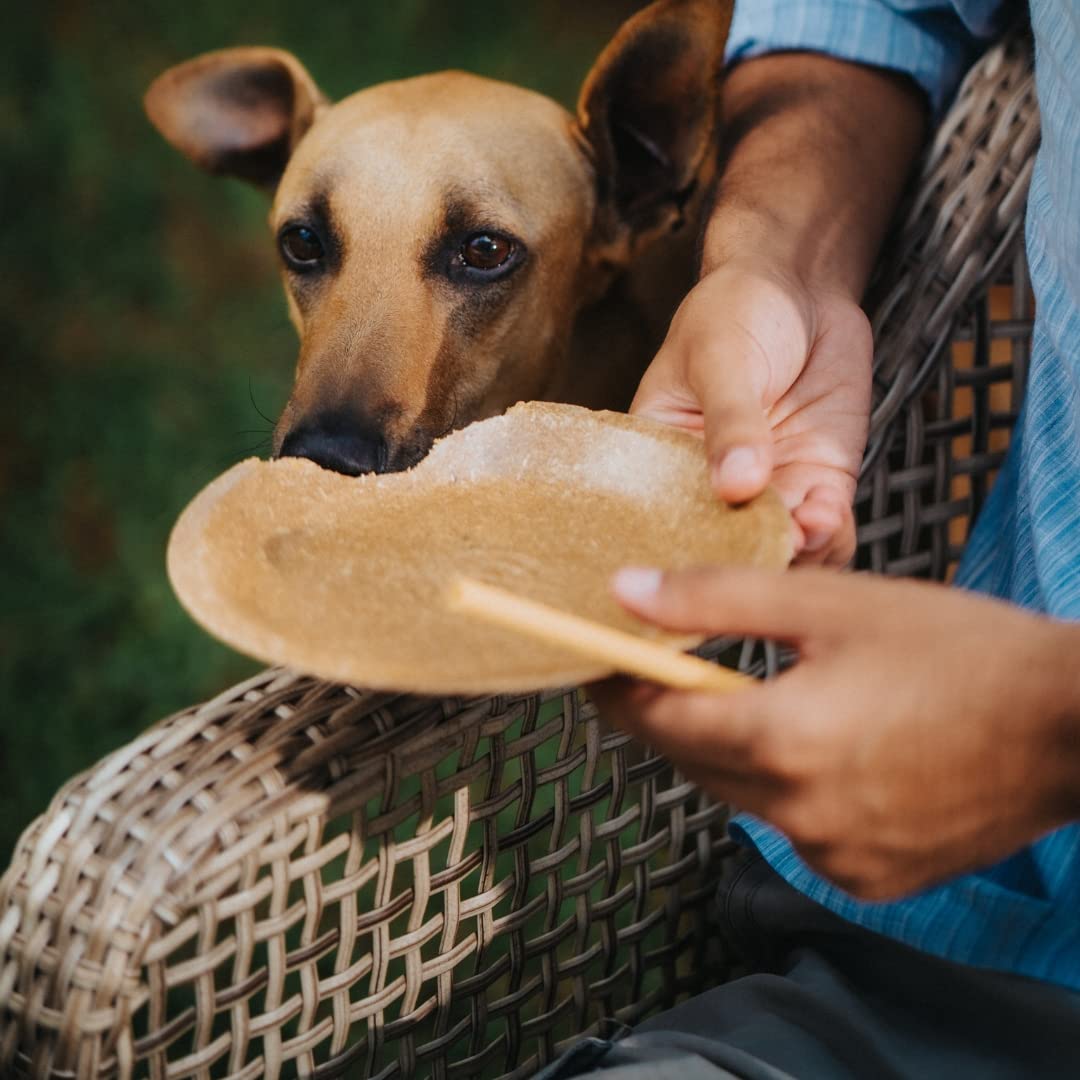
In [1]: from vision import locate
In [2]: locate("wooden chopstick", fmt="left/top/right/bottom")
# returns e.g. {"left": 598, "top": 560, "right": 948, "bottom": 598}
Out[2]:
{"left": 446, "top": 576, "right": 751, "bottom": 692}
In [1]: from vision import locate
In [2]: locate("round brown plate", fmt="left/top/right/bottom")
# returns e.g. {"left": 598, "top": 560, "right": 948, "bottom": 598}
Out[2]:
{"left": 168, "top": 402, "right": 793, "bottom": 693}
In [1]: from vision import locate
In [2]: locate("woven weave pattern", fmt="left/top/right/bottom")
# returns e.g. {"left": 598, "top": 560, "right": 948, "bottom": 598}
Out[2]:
{"left": 0, "top": 25, "right": 1039, "bottom": 1080}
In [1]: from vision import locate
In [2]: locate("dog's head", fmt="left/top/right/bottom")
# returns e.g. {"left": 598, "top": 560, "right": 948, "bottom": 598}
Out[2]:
{"left": 146, "top": 0, "right": 731, "bottom": 474}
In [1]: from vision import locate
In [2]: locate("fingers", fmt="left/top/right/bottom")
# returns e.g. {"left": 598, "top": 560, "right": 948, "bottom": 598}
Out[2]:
{"left": 767, "top": 459, "right": 857, "bottom": 566}
{"left": 588, "top": 674, "right": 667, "bottom": 724}
{"left": 588, "top": 678, "right": 782, "bottom": 815}
{"left": 791, "top": 485, "right": 857, "bottom": 566}
{"left": 607, "top": 684, "right": 764, "bottom": 762}
{"left": 611, "top": 565, "right": 841, "bottom": 641}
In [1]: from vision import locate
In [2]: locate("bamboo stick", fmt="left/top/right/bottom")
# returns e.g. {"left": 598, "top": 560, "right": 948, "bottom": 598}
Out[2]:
{"left": 447, "top": 576, "right": 751, "bottom": 692}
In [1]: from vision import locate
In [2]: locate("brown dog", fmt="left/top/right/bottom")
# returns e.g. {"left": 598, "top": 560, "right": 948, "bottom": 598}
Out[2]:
{"left": 146, "top": 0, "right": 732, "bottom": 475}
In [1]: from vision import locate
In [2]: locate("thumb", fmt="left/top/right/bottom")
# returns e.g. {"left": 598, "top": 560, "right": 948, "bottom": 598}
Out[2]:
{"left": 633, "top": 328, "right": 775, "bottom": 504}
{"left": 611, "top": 565, "right": 841, "bottom": 641}
{"left": 694, "top": 357, "right": 774, "bottom": 503}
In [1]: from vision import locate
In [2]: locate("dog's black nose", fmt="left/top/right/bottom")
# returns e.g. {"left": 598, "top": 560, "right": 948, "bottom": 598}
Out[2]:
{"left": 278, "top": 421, "right": 386, "bottom": 476}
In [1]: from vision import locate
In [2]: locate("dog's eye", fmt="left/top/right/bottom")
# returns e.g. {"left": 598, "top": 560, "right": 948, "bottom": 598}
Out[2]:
{"left": 431, "top": 229, "right": 525, "bottom": 285}
{"left": 280, "top": 226, "right": 324, "bottom": 268}
{"left": 460, "top": 233, "right": 515, "bottom": 271}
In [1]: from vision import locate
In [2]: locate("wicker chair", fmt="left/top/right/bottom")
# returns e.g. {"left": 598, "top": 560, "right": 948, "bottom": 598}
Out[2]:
{"left": 0, "top": 26, "right": 1039, "bottom": 1080}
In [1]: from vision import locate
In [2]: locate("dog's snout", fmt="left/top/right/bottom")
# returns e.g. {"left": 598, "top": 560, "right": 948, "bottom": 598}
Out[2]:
{"left": 278, "top": 419, "right": 386, "bottom": 476}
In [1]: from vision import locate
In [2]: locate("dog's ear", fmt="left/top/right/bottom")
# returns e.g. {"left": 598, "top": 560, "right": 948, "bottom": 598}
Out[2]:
{"left": 145, "top": 47, "right": 327, "bottom": 189}
{"left": 577, "top": 0, "right": 733, "bottom": 234}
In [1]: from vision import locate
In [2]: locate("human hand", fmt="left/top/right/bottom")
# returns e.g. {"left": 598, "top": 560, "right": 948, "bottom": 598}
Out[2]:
{"left": 591, "top": 566, "right": 1080, "bottom": 900}
{"left": 632, "top": 260, "right": 872, "bottom": 566}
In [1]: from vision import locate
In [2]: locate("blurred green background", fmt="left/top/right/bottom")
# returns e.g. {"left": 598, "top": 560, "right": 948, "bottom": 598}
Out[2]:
{"left": 0, "top": 0, "right": 642, "bottom": 862}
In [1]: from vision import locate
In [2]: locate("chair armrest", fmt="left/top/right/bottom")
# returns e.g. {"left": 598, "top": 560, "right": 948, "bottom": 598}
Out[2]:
{"left": 1, "top": 661, "right": 756, "bottom": 1078}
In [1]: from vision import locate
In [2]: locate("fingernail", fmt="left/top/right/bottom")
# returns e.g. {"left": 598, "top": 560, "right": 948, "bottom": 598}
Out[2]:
{"left": 802, "top": 529, "right": 829, "bottom": 553}
{"left": 612, "top": 567, "right": 662, "bottom": 605}
{"left": 712, "top": 446, "right": 765, "bottom": 494}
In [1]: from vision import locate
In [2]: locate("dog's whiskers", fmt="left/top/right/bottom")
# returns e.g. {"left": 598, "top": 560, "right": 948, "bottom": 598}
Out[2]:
{"left": 247, "top": 378, "right": 276, "bottom": 428}
{"left": 225, "top": 436, "right": 273, "bottom": 466}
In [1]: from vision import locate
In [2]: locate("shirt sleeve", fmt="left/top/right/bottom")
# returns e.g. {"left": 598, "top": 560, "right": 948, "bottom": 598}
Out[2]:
{"left": 726, "top": 0, "right": 1013, "bottom": 116}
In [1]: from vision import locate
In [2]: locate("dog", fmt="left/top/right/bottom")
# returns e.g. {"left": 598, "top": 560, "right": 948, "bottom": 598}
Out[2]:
{"left": 146, "top": 0, "right": 732, "bottom": 475}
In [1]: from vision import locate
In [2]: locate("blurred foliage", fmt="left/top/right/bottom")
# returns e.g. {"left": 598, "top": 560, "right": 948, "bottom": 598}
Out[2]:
{"left": 0, "top": 0, "right": 641, "bottom": 861}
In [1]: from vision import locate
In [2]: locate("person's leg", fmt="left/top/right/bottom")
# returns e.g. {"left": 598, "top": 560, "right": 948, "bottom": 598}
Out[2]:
{"left": 538, "top": 851, "right": 1080, "bottom": 1079}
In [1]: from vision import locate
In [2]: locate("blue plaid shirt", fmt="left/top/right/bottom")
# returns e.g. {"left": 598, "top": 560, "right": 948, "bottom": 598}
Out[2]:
{"left": 728, "top": 1, "right": 1080, "bottom": 990}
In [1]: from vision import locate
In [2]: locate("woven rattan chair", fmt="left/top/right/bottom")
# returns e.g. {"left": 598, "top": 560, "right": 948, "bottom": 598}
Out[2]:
{"left": 0, "top": 26, "right": 1039, "bottom": 1080}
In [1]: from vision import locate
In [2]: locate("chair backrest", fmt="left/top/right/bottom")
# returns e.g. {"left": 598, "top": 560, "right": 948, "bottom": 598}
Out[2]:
{"left": 0, "top": 25, "right": 1039, "bottom": 1080}
{"left": 857, "top": 27, "right": 1038, "bottom": 577}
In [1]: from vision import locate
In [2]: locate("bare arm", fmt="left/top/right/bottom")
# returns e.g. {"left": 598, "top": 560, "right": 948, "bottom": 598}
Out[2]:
{"left": 634, "top": 53, "right": 926, "bottom": 563}
{"left": 707, "top": 53, "right": 925, "bottom": 293}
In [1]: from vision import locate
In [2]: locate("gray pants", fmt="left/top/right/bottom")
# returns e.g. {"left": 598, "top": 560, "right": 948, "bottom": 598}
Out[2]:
{"left": 538, "top": 851, "right": 1080, "bottom": 1079}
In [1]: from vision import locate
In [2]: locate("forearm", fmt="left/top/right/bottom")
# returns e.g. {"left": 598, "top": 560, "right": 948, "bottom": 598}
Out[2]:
{"left": 704, "top": 53, "right": 927, "bottom": 298}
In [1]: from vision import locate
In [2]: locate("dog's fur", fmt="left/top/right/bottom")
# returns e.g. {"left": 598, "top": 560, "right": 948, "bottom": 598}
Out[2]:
{"left": 146, "top": 0, "right": 733, "bottom": 474}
